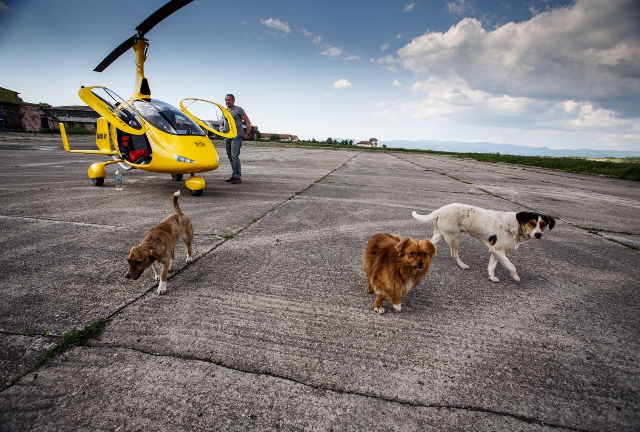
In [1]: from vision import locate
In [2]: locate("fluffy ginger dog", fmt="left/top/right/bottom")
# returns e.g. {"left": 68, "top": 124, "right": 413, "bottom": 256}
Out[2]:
{"left": 363, "top": 233, "right": 437, "bottom": 314}
{"left": 125, "top": 191, "right": 194, "bottom": 294}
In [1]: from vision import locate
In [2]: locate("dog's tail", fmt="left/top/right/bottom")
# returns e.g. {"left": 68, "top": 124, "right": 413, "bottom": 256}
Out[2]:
{"left": 412, "top": 209, "right": 438, "bottom": 222}
{"left": 172, "top": 191, "right": 183, "bottom": 215}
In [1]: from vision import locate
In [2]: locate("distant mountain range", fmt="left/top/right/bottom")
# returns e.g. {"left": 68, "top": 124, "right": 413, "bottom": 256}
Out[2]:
{"left": 378, "top": 140, "right": 640, "bottom": 158}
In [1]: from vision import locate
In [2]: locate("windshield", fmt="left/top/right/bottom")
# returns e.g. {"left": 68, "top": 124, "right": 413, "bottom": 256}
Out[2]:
{"left": 132, "top": 99, "right": 205, "bottom": 136}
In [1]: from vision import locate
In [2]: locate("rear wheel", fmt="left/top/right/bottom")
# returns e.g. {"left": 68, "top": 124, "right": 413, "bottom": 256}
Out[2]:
{"left": 189, "top": 189, "right": 203, "bottom": 196}
{"left": 91, "top": 177, "right": 105, "bottom": 186}
{"left": 171, "top": 174, "right": 183, "bottom": 181}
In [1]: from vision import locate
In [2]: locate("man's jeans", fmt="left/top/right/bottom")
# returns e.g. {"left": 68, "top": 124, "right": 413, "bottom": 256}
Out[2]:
{"left": 224, "top": 136, "right": 242, "bottom": 179}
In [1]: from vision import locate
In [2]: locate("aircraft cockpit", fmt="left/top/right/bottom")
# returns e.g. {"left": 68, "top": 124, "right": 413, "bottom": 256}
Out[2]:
{"left": 132, "top": 99, "right": 205, "bottom": 136}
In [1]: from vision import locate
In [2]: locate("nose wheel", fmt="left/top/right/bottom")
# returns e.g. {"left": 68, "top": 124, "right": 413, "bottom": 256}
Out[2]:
{"left": 88, "top": 162, "right": 109, "bottom": 186}
{"left": 185, "top": 175, "right": 205, "bottom": 196}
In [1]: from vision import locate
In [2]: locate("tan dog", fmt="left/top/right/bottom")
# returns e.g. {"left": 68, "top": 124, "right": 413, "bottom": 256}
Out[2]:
{"left": 363, "top": 233, "right": 437, "bottom": 314}
{"left": 125, "top": 191, "right": 194, "bottom": 294}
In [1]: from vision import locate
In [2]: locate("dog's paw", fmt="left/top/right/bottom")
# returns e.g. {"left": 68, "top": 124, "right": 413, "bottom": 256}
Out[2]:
{"left": 457, "top": 262, "right": 470, "bottom": 270}
{"left": 489, "top": 276, "right": 500, "bottom": 283}
{"left": 511, "top": 274, "right": 521, "bottom": 282}
{"left": 374, "top": 306, "right": 385, "bottom": 314}
{"left": 156, "top": 281, "right": 167, "bottom": 294}
{"left": 392, "top": 303, "right": 401, "bottom": 312}
{"left": 186, "top": 256, "right": 193, "bottom": 263}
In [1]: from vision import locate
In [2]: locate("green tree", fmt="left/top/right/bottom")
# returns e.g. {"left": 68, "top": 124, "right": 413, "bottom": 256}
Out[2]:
{"left": 251, "top": 126, "right": 261, "bottom": 140}
{"left": 270, "top": 133, "right": 279, "bottom": 141}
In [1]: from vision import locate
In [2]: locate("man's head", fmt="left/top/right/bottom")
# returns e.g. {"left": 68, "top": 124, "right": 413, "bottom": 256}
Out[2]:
{"left": 225, "top": 94, "right": 235, "bottom": 109}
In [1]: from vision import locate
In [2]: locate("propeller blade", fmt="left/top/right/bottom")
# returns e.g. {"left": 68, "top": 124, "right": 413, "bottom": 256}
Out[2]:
{"left": 135, "top": 0, "right": 194, "bottom": 36}
{"left": 94, "top": 35, "right": 137, "bottom": 72}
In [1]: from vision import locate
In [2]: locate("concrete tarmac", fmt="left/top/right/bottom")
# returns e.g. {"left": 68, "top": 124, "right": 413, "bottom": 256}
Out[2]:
{"left": 0, "top": 132, "right": 638, "bottom": 431}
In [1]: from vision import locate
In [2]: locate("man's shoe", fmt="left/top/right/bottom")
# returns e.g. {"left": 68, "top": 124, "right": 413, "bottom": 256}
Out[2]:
{"left": 225, "top": 176, "right": 234, "bottom": 182}
{"left": 230, "top": 178, "right": 242, "bottom": 184}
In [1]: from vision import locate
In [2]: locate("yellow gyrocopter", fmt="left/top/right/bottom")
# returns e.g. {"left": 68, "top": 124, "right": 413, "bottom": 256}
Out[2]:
{"left": 60, "top": 0, "right": 235, "bottom": 196}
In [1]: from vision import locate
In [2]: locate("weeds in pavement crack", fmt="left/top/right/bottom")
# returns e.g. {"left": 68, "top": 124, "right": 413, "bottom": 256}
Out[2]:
{"left": 10, "top": 318, "right": 109, "bottom": 386}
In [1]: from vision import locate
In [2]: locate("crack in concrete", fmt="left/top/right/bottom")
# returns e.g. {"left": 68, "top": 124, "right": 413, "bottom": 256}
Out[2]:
{"left": 91, "top": 343, "right": 586, "bottom": 432}
{"left": 0, "top": 214, "right": 121, "bottom": 230}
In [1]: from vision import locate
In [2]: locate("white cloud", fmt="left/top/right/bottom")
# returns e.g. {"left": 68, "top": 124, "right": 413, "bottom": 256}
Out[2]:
{"left": 389, "top": 76, "right": 639, "bottom": 137}
{"left": 303, "top": 29, "right": 322, "bottom": 45}
{"left": 322, "top": 46, "right": 343, "bottom": 57}
{"left": 0, "top": 1, "right": 10, "bottom": 13}
{"left": 404, "top": 3, "right": 415, "bottom": 12}
{"left": 260, "top": 18, "right": 290, "bottom": 34}
{"left": 447, "top": 0, "right": 470, "bottom": 15}
{"left": 381, "top": 43, "right": 390, "bottom": 51}
{"left": 333, "top": 79, "right": 352, "bottom": 90}
{"left": 392, "top": 79, "right": 401, "bottom": 87}
{"left": 397, "top": 0, "right": 640, "bottom": 120}
{"left": 372, "top": 54, "right": 398, "bottom": 72}
{"left": 306, "top": 32, "right": 357, "bottom": 61}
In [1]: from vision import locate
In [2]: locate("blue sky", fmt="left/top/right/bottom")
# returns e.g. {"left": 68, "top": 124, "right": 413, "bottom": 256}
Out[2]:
{"left": 1, "top": 0, "right": 639, "bottom": 152}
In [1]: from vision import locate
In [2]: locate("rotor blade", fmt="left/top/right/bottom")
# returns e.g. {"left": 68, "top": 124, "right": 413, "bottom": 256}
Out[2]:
{"left": 94, "top": 36, "right": 137, "bottom": 72}
{"left": 135, "top": 0, "right": 194, "bottom": 36}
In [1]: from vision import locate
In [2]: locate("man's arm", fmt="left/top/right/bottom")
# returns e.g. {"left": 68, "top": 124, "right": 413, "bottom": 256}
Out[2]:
{"left": 241, "top": 114, "right": 251, "bottom": 138}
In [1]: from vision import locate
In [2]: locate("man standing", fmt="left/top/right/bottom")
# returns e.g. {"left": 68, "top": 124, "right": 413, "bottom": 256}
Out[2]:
{"left": 223, "top": 94, "right": 251, "bottom": 184}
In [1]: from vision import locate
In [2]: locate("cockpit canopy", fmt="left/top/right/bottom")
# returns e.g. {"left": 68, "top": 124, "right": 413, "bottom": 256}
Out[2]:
{"left": 132, "top": 99, "right": 205, "bottom": 136}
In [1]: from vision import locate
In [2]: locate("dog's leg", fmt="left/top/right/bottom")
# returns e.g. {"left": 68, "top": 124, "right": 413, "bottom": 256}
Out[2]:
{"left": 487, "top": 253, "right": 500, "bottom": 283}
{"left": 391, "top": 299, "right": 402, "bottom": 312}
{"left": 184, "top": 234, "right": 193, "bottom": 263}
{"left": 431, "top": 225, "right": 444, "bottom": 244}
{"left": 373, "top": 294, "right": 386, "bottom": 314}
{"left": 151, "top": 262, "right": 162, "bottom": 282}
{"left": 366, "top": 278, "right": 373, "bottom": 293}
{"left": 156, "top": 261, "right": 170, "bottom": 295}
{"left": 491, "top": 250, "right": 520, "bottom": 282}
{"left": 488, "top": 251, "right": 520, "bottom": 282}
{"left": 445, "top": 234, "right": 469, "bottom": 270}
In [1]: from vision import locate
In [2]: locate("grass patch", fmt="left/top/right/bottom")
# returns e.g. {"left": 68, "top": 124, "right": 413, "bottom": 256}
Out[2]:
{"left": 452, "top": 153, "right": 640, "bottom": 182}
{"left": 12, "top": 318, "right": 109, "bottom": 385}
{"left": 259, "top": 141, "right": 640, "bottom": 181}
{"left": 606, "top": 238, "right": 639, "bottom": 250}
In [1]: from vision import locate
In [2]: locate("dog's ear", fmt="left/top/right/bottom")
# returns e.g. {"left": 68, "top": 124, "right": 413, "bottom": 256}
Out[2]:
{"left": 424, "top": 240, "right": 437, "bottom": 257}
{"left": 515, "top": 211, "right": 530, "bottom": 225}
{"left": 396, "top": 238, "right": 411, "bottom": 256}
{"left": 545, "top": 215, "right": 556, "bottom": 230}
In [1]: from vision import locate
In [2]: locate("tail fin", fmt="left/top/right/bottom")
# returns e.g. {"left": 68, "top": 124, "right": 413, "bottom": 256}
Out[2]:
{"left": 412, "top": 210, "right": 437, "bottom": 222}
{"left": 172, "top": 191, "right": 183, "bottom": 215}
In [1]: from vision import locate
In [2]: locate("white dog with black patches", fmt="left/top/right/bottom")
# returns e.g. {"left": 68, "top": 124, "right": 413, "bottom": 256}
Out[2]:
{"left": 412, "top": 203, "right": 555, "bottom": 283}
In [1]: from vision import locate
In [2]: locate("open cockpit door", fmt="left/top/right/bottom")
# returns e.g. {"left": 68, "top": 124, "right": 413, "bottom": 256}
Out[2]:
{"left": 78, "top": 86, "right": 146, "bottom": 135}
{"left": 179, "top": 98, "right": 237, "bottom": 139}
